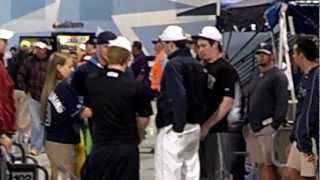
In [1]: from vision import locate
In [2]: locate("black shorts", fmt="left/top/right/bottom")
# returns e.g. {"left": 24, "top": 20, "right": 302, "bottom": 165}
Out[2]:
{"left": 81, "top": 144, "right": 139, "bottom": 180}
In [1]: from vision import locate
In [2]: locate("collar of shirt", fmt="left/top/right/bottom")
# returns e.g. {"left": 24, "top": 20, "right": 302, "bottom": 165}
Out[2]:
{"left": 89, "top": 56, "right": 104, "bottom": 69}
{"left": 106, "top": 68, "right": 124, "bottom": 78}
{"left": 167, "top": 48, "right": 191, "bottom": 59}
{"left": 304, "top": 65, "right": 319, "bottom": 78}
{"left": 134, "top": 52, "right": 145, "bottom": 59}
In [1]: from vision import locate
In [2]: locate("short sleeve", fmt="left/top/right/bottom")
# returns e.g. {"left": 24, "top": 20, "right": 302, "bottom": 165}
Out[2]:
{"left": 220, "top": 68, "right": 238, "bottom": 98}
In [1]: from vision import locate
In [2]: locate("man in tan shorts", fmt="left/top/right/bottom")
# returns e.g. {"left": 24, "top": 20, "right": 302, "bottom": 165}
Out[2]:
{"left": 285, "top": 141, "right": 317, "bottom": 179}
{"left": 282, "top": 37, "right": 319, "bottom": 180}
{"left": 243, "top": 121, "right": 275, "bottom": 166}
{"left": 244, "top": 42, "right": 289, "bottom": 180}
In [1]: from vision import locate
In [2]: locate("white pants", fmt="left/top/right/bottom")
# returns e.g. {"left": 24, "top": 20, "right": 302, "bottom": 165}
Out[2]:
{"left": 155, "top": 124, "right": 201, "bottom": 180}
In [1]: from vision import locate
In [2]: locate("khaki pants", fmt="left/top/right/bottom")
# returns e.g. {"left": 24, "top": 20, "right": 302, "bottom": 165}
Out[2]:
{"left": 14, "top": 90, "right": 31, "bottom": 131}
{"left": 286, "top": 142, "right": 317, "bottom": 177}
{"left": 243, "top": 125, "right": 275, "bottom": 165}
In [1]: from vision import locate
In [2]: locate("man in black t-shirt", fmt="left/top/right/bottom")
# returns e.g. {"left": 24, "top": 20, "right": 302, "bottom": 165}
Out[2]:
{"left": 194, "top": 26, "right": 243, "bottom": 180}
{"left": 81, "top": 36, "right": 153, "bottom": 180}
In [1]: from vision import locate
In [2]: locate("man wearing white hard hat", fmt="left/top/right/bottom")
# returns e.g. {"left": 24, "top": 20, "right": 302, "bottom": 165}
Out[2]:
{"left": 81, "top": 36, "right": 152, "bottom": 180}
{"left": 155, "top": 25, "right": 207, "bottom": 180}
{"left": 17, "top": 40, "right": 51, "bottom": 156}
{"left": 0, "top": 29, "right": 15, "bottom": 157}
{"left": 193, "top": 26, "right": 242, "bottom": 180}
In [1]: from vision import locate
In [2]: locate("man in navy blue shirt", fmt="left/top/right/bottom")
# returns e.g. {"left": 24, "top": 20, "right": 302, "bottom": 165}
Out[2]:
{"left": 155, "top": 25, "right": 207, "bottom": 180}
{"left": 71, "top": 30, "right": 117, "bottom": 103}
{"left": 244, "top": 42, "right": 288, "bottom": 180}
{"left": 131, "top": 41, "right": 149, "bottom": 82}
{"left": 283, "top": 37, "right": 319, "bottom": 180}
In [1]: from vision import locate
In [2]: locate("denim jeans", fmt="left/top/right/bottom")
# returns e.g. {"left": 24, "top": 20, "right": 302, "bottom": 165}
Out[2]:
{"left": 28, "top": 97, "right": 45, "bottom": 151}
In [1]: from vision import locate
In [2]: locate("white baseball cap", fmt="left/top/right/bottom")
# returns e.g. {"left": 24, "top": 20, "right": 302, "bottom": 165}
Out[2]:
{"left": 108, "top": 36, "right": 132, "bottom": 52}
{"left": 194, "top": 26, "right": 223, "bottom": 44}
{"left": 0, "top": 29, "right": 14, "bottom": 40}
{"left": 33, "top": 41, "right": 51, "bottom": 50}
{"left": 159, "top": 25, "right": 187, "bottom": 42}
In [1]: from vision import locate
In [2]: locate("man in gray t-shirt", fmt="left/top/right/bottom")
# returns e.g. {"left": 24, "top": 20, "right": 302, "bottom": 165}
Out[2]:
{"left": 243, "top": 42, "right": 288, "bottom": 180}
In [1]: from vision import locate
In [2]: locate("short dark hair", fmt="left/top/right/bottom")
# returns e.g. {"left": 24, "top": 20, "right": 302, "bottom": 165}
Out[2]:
{"left": 197, "top": 37, "right": 222, "bottom": 52}
{"left": 173, "top": 40, "right": 186, "bottom": 49}
{"left": 132, "top": 41, "right": 142, "bottom": 50}
{"left": 10, "top": 47, "right": 17, "bottom": 52}
{"left": 294, "top": 36, "right": 318, "bottom": 61}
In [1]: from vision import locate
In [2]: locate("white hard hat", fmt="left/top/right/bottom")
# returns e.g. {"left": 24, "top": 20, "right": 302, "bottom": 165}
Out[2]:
{"left": 33, "top": 41, "right": 50, "bottom": 50}
{"left": 159, "top": 25, "right": 187, "bottom": 42}
{"left": 0, "top": 29, "right": 14, "bottom": 40}
{"left": 194, "top": 26, "right": 223, "bottom": 44}
{"left": 108, "top": 36, "right": 132, "bottom": 52}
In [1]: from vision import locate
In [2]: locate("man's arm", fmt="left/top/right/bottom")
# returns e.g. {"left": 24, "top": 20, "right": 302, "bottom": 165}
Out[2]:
{"left": 0, "top": 134, "right": 12, "bottom": 151}
{"left": 271, "top": 73, "right": 289, "bottom": 130}
{"left": 136, "top": 117, "right": 150, "bottom": 143}
{"left": 16, "top": 61, "right": 29, "bottom": 92}
{"left": 164, "top": 62, "right": 187, "bottom": 133}
{"left": 136, "top": 82, "right": 153, "bottom": 141}
{"left": 296, "top": 72, "right": 319, "bottom": 154}
{"left": 203, "top": 97, "right": 234, "bottom": 130}
{"left": 70, "top": 68, "right": 86, "bottom": 97}
{"left": 137, "top": 117, "right": 150, "bottom": 130}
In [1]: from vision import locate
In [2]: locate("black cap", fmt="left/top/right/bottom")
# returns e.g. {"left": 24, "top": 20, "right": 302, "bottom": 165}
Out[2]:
{"left": 256, "top": 42, "right": 273, "bottom": 55}
{"left": 96, "top": 31, "right": 116, "bottom": 44}
{"left": 85, "top": 37, "right": 96, "bottom": 45}
{"left": 152, "top": 38, "right": 161, "bottom": 44}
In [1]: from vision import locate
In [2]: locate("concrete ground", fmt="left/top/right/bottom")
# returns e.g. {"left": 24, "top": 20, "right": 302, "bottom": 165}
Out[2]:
{"left": 11, "top": 101, "right": 158, "bottom": 180}
{"left": 28, "top": 136, "right": 156, "bottom": 180}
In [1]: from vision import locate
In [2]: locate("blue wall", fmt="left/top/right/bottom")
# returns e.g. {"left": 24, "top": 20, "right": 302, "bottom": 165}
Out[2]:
{"left": 0, "top": 0, "right": 214, "bottom": 54}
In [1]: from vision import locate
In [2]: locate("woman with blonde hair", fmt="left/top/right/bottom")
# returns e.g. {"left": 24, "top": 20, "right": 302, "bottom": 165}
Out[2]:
{"left": 40, "top": 52, "right": 92, "bottom": 180}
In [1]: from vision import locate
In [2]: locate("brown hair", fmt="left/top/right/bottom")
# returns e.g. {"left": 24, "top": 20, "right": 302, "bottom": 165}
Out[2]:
{"left": 40, "top": 52, "right": 71, "bottom": 121}
{"left": 107, "top": 46, "right": 130, "bottom": 65}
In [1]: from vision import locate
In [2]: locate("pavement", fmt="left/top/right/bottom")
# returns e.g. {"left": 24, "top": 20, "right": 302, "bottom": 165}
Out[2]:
{"left": 24, "top": 135, "right": 156, "bottom": 180}
{"left": 10, "top": 101, "right": 158, "bottom": 180}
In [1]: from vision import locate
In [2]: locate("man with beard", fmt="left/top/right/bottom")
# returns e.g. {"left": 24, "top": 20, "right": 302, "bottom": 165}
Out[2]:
{"left": 243, "top": 42, "right": 289, "bottom": 180}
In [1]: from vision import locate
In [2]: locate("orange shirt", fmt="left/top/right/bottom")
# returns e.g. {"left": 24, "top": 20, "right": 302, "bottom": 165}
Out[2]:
{"left": 150, "top": 50, "right": 166, "bottom": 91}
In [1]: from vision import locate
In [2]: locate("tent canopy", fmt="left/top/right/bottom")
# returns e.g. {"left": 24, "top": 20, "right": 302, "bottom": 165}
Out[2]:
{"left": 177, "top": 0, "right": 319, "bottom": 34}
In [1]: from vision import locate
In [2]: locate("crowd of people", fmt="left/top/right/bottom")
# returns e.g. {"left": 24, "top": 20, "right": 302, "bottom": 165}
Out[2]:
{"left": 0, "top": 24, "right": 318, "bottom": 180}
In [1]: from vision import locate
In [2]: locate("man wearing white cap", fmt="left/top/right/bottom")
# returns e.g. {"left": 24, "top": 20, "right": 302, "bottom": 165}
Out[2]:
{"left": 17, "top": 40, "right": 50, "bottom": 155}
{"left": 193, "top": 26, "right": 241, "bottom": 179}
{"left": 0, "top": 29, "right": 15, "bottom": 154}
{"left": 81, "top": 36, "right": 152, "bottom": 180}
{"left": 155, "top": 25, "right": 207, "bottom": 180}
